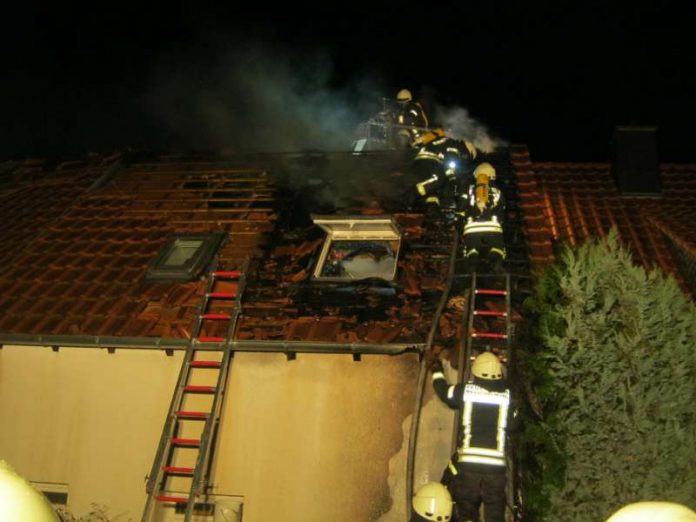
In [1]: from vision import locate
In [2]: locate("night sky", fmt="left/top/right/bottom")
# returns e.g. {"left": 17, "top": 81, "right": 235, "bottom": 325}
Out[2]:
{"left": 2, "top": 1, "right": 695, "bottom": 162}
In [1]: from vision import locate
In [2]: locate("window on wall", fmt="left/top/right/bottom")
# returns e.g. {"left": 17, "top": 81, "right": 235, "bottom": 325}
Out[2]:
{"left": 311, "top": 215, "right": 402, "bottom": 282}
{"left": 30, "top": 482, "right": 69, "bottom": 506}
{"left": 145, "top": 232, "right": 226, "bottom": 282}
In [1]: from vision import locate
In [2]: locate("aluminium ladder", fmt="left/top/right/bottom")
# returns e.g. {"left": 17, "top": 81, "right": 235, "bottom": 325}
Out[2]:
{"left": 142, "top": 262, "right": 247, "bottom": 521}
{"left": 453, "top": 271, "right": 520, "bottom": 520}
{"left": 459, "top": 272, "right": 512, "bottom": 379}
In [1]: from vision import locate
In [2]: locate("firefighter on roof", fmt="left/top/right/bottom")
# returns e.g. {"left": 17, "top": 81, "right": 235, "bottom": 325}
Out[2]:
{"left": 395, "top": 88, "right": 430, "bottom": 145}
{"left": 431, "top": 353, "right": 513, "bottom": 522}
{"left": 457, "top": 162, "right": 506, "bottom": 273}
{"left": 411, "top": 481, "right": 454, "bottom": 522}
{"left": 413, "top": 128, "right": 479, "bottom": 215}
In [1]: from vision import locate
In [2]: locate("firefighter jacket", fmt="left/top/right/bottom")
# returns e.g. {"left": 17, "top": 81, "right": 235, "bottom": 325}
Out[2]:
{"left": 397, "top": 100, "right": 429, "bottom": 130}
{"left": 414, "top": 138, "right": 478, "bottom": 203}
{"left": 457, "top": 183, "right": 505, "bottom": 236}
{"left": 432, "top": 372, "right": 511, "bottom": 468}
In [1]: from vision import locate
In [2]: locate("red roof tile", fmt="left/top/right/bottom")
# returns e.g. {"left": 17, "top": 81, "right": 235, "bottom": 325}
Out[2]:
{"left": 511, "top": 147, "right": 696, "bottom": 294}
{"left": 0, "top": 154, "right": 279, "bottom": 339}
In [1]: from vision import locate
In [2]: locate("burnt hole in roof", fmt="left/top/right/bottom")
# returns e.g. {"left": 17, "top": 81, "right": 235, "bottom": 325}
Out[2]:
{"left": 183, "top": 180, "right": 208, "bottom": 190}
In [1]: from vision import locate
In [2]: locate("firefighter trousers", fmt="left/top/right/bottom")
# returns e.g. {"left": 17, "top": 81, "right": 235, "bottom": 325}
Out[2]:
{"left": 445, "top": 467, "right": 506, "bottom": 522}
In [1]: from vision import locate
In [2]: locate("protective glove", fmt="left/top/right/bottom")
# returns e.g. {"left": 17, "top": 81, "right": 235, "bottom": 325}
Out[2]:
{"left": 430, "top": 358, "right": 444, "bottom": 373}
{"left": 425, "top": 198, "right": 441, "bottom": 219}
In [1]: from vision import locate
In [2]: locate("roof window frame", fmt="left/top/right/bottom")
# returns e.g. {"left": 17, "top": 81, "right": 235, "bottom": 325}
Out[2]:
{"left": 145, "top": 232, "right": 226, "bottom": 282}
{"left": 310, "top": 214, "right": 402, "bottom": 283}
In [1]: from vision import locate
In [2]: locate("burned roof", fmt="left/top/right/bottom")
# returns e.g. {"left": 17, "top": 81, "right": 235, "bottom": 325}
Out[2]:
{"left": 0, "top": 150, "right": 463, "bottom": 347}
{"left": 3, "top": 144, "right": 690, "bottom": 349}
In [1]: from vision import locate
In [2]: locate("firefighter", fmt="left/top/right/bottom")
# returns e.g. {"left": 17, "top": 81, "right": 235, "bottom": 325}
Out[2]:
{"left": 413, "top": 128, "right": 478, "bottom": 215}
{"left": 430, "top": 353, "right": 512, "bottom": 522}
{"left": 395, "top": 88, "right": 430, "bottom": 146}
{"left": 411, "top": 481, "right": 454, "bottom": 522}
{"left": 457, "top": 162, "right": 506, "bottom": 273}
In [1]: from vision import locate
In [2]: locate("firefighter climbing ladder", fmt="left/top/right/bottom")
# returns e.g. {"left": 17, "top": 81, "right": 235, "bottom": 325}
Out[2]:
{"left": 453, "top": 272, "right": 520, "bottom": 520}
{"left": 142, "top": 262, "right": 247, "bottom": 522}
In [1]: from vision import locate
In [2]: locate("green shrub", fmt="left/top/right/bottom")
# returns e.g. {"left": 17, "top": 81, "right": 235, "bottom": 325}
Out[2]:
{"left": 518, "top": 230, "right": 696, "bottom": 521}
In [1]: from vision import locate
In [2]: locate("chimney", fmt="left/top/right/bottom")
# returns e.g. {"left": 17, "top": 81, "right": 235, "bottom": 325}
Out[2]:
{"left": 611, "top": 126, "right": 662, "bottom": 196}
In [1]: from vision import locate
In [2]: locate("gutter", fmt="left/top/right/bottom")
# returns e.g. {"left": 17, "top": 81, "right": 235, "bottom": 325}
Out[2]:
{"left": 0, "top": 333, "right": 424, "bottom": 356}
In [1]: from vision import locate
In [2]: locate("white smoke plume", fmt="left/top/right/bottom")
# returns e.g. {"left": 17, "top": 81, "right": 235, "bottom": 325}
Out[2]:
{"left": 434, "top": 105, "right": 507, "bottom": 153}
{"left": 144, "top": 40, "right": 385, "bottom": 153}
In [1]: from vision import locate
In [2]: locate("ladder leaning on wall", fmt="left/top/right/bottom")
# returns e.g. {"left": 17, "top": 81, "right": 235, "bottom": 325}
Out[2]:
{"left": 142, "top": 260, "right": 248, "bottom": 522}
{"left": 454, "top": 272, "right": 521, "bottom": 521}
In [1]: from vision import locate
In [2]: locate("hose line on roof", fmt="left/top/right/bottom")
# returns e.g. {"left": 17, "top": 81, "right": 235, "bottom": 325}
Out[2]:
{"left": 405, "top": 224, "right": 460, "bottom": 520}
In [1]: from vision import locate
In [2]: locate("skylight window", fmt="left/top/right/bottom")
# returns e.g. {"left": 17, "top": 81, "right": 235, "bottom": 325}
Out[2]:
{"left": 311, "top": 215, "right": 402, "bottom": 282}
{"left": 146, "top": 232, "right": 226, "bottom": 282}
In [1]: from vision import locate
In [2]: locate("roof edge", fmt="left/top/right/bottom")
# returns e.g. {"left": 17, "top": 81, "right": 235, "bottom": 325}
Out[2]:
{"left": 0, "top": 333, "right": 423, "bottom": 355}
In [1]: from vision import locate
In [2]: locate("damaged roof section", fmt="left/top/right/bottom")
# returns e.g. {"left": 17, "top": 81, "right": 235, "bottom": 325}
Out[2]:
{"left": 236, "top": 151, "right": 457, "bottom": 344}
{"left": 0, "top": 150, "right": 459, "bottom": 347}
{"left": 512, "top": 146, "right": 696, "bottom": 294}
{"left": 0, "top": 153, "right": 278, "bottom": 339}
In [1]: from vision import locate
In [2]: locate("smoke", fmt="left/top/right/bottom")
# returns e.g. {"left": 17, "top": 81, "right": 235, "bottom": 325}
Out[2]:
{"left": 144, "top": 41, "right": 386, "bottom": 153}
{"left": 434, "top": 105, "right": 507, "bottom": 153}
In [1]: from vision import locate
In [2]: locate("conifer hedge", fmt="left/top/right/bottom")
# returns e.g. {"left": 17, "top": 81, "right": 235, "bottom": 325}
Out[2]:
{"left": 518, "top": 231, "right": 696, "bottom": 521}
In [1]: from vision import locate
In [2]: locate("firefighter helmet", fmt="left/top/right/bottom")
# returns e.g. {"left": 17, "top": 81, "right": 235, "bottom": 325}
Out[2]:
{"left": 605, "top": 502, "right": 696, "bottom": 522}
{"left": 473, "top": 162, "right": 496, "bottom": 181}
{"left": 472, "top": 352, "right": 503, "bottom": 380}
{"left": 412, "top": 482, "right": 453, "bottom": 521}
{"left": 396, "top": 89, "right": 413, "bottom": 103}
{"left": 412, "top": 127, "right": 445, "bottom": 148}
{"left": 0, "top": 460, "right": 59, "bottom": 521}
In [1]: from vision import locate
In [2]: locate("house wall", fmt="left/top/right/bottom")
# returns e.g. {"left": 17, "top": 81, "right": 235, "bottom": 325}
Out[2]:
{"left": 0, "top": 346, "right": 184, "bottom": 520}
{"left": 0, "top": 346, "right": 423, "bottom": 521}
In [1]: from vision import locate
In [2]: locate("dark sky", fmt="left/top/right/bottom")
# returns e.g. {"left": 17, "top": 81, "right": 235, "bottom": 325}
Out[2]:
{"left": 2, "top": 1, "right": 695, "bottom": 161}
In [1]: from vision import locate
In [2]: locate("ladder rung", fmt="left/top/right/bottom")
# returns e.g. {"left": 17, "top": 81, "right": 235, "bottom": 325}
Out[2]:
{"left": 163, "top": 466, "right": 194, "bottom": 474}
{"left": 196, "top": 336, "right": 225, "bottom": 343}
{"left": 184, "top": 385, "right": 217, "bottom": 393}
{"left": 475, "top": 289, "right": 508, "bottom": 296}
{"left": 177, "top": 411, "right": 209, "bottom": 419}
{"left": 155, "top": 496, "right": 187, "bottom": 503}
{"left": 200, "top": 313, "right": 231, "bottom": 320}
{"left": 190, "top": 360, "right": 222, "bottom": 368}
{"left": 471, "top": 332, "right": 508, "bottom": 339}
{"left": 207, "top": 292, "right": 237, "bottom": 299}
{"left": 171, "top": 438, "right": 201, "bottom": 446}
{"left": 473, "top": 310, "right": 507, "bottom": 317}
{"left": 213, "top": 270, "right": 241, "bottom": 278}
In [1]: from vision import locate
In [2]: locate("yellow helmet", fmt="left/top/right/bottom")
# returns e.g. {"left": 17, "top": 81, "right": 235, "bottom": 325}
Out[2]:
{"left": 473, "top": 162, "right": 496, "bottom": 181}
{"left": 412, "top": 128, "right": 445, "bottom": 148}
{"left": 412, "top": 482, "right": 453, "bottom": 521}
{"left": 472, "top": 352, "right": 503, "bottom": 380}
{"left": 0, "top": 460, "right": 59, "bottom": 521}
{"left": 396, "top": 88, "right": 413, "bottom": 103}
{"left": 605, "top": 502, "right": 696, "bottom": 522}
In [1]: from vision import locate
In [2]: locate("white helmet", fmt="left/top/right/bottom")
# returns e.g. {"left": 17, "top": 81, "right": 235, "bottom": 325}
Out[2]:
{"left": 0, "top": 460, "right": 59, "bottom": 521}
{"left": 605, "top": 502, "right": 696, "bottom": 522}
{"left": 396, "top": 88, "right": 412, "bottom": 103}
{"left": 472, "top": 352, "right": 503, "bottom": 380}
{"left": 412, "top": 482, "right": 453, "bottom": 521}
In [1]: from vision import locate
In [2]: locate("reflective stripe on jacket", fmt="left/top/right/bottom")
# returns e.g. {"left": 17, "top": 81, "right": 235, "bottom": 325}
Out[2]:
{"left": 457, "top": 383, "right": 510, "bottom": 466}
